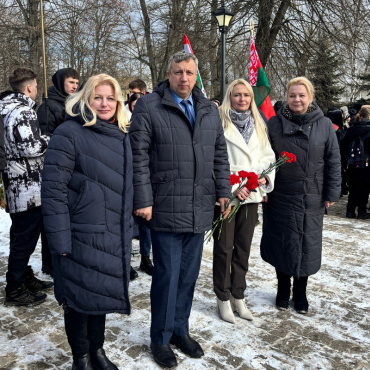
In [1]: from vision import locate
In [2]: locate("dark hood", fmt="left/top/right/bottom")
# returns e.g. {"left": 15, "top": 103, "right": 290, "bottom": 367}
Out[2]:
{"left": 52, "top": 69, "right": 69, "bottom": 97}
{"left": 65, "top": 104, "right": 123, "bottom": 139}
{"left": 277, "top": 102, "right": 325, "bottom": 137}
{"left": 44, "top": 85, "right": 66, "bottom": 103}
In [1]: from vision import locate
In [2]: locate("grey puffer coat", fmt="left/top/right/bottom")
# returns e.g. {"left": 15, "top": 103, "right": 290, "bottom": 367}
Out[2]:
{"left": 260, "top": 104, "right": 341, "bottom": 278}
{"left": 130, "top": 81, "right": 230, "bottom": 233}
{"left": 41, "top": 111, "right": 133, "bottom": 315}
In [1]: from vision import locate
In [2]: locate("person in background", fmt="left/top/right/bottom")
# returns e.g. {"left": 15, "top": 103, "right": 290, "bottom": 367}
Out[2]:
{"left": 327, "top": 109, "right": 348, "bottom": 198}
{"left": 128, "top": 91, "right": 154, "bottom": 279}
{"left": 130, "top": 50, "right": 230, "bottom": 368}
{"left": 42, "top": 74, "right": 132, "bottom": 370}
{"left": 0, "top": 67, "right": 53, "bottom": 307}
{"left": 213, "top": 79, "right": 275, "bottom": 324}
{"left": 38, "top": 68, "right": 80, "bottom": 134}
{"left": 340, "top": 105, "right": 370, "bottom": 220}
{"left": 261, "top": 77, "right": 341, "bottom": 315}
{"left": 125, "top": 79, "right": 147, "bottom": 121}
{"left": 37, "top": 68, "right": 80, "bottom": 278}
{"left": 210, "top": 98, "right": 221, "bottom": 107}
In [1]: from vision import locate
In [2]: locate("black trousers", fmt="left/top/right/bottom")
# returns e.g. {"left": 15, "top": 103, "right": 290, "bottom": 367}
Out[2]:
{"left": 41, "top": 227, "right": 52, "bottom": 268}
{"left": 6, "top": 206, "right": 45, "bottom": 293}
{"left": 347, "top": 181, "right": 370, "bottom": 214}
{"left": 64, "top": 306, "right": 106, "bottom": 360}
{"left": 213, "top": 203, "right": 258, "bottom": 301}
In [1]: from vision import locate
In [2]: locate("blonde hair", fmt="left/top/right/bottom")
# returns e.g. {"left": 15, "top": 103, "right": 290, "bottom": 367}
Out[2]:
{"left": 65, "top": 74, "right": 129, "bottom": 133}
{"left": 286, "top": 77, "right": 315, "bottom": 100}
{"left": 355, "top": 105, "right": 370, "bottom": 122}
{"left": 219, "top": 79, "right": 268, "bottom": 147}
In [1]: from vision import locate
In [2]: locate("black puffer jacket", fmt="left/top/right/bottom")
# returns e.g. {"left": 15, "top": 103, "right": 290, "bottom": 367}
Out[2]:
{"left": 340, "top": 118, "right": 370, "bottom": 182}
{"left": 41, "top": 112, "right": 133, "bottom": 315}
{"left": 37, "top": 69, "right": 69, "bottom": 134}
{"left": 261, "top": 104, "right": 341, "bottom": 278}
{"left": 130, "top": 81, "right": 230, "bottom": 233}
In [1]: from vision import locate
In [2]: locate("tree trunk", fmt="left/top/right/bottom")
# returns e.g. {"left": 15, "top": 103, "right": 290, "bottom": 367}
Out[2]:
{"left": 139, "top": 0, "right": 158, "bottom": 87}
{"left": 255, "top": 0, "right": 290, "bottom": 68}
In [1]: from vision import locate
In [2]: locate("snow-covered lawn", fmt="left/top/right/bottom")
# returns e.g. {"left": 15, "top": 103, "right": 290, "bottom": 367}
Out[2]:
{"left": 0, "top": 208, "right": 369, "bottom": 369}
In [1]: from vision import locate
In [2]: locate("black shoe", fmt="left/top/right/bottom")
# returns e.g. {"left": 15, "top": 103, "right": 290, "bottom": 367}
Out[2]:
{"left": 292, "top": 277, "right": 309, "bottom": 314}
{"left": 357, "top": 212, "right": 370, "bottom": 220}
{"left": 346, "top": 211, "right": 357, "bottom": 219}
{"left": 90, "top": 348, "right": 118, "bottom": 370}
{"left": 25, "top": 266, "right": 54, "bottom": 291}
{"left": 169, "top": 334, "right": 204, "bottom": 358}
{"left": 42, "top": 264, "right": 54, "bottom": 278}
{"left": 130, "top": 266, "right": 138, "bottom": 281}
{"left": 151, "top": 342, "right": 177, "bottom": 368}
{"left": 4, "top": 284, "right": 47, "bottom": 307}
{"left": 140, "top": 255, "right": 154, "bottom": 276}
{"left": 275, "top": 270, "right": 291, "bottom": 311}
{"left": 72, "top": 354, "right": 94, "bottom": 370}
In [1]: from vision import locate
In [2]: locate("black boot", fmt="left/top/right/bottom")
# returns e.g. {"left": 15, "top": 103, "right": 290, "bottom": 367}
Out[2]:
{"left": 25, "top": 266, "right": 54, "bottom": 291}
{"left": 130, "top": 266, "right": 138, "bottom": 281}
{"left": 275, "top": 269, "right": 291, "bottom": 311}
{"left": 140, "top": 255, "right": 154, "bottom": 276}
{"left": 292, "top": 276, "right": 309, "bottom": 314}
{"left": 170, "top": 334, "right": 204, "bottom": 358}
{"left": 4, "top": 284, "right": 47, "bottom": 307}
{"left": 151, "top": 342, "right": 178, "bottom": 368}
{"left": 357, "top": 212, "right": 370, "bottom": 220}
{"left": 72, "top": 354, "right": 94, "bottom": 370}
{"left": 90, "top": 348, "right": 118, "bottom": 370}
{"left": 346, "top": 211, "right": 357, "bottom": 219}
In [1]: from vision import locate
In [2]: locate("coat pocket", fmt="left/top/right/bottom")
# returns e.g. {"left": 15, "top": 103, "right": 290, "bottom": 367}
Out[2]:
{"left": 151, "top": 169, "right": 179, "bottom": 208}
{"left": 70, "top": 179, "right": 106, "bottom": 233}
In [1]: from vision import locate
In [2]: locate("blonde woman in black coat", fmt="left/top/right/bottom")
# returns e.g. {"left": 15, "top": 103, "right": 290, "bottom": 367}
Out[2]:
{"left": 261, "top": 77, "right": 341, "bottom": 314}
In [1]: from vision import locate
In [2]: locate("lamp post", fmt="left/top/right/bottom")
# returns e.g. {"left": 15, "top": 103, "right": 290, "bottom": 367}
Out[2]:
{"left": 213, "top": 1, "right": 234, "bottom": 102}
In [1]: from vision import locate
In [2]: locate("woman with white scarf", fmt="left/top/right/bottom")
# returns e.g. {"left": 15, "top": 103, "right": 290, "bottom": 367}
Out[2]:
{"left": 213, "top": 79, "right": 276, "bottom": 324}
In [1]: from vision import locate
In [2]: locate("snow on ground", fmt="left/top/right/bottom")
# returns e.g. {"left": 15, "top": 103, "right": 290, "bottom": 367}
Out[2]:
{"left": 0, "top": 207, "right": 369, "bottom": 369}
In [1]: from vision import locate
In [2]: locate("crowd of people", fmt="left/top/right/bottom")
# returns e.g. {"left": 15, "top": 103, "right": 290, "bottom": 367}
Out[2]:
{"left": 2, "top": 48, "right": 367, "bottom": 370}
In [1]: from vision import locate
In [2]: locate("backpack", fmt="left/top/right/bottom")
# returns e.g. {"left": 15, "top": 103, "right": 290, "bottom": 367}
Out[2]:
{"left": 347, "top": 129, "right": 370, "bottom": 168}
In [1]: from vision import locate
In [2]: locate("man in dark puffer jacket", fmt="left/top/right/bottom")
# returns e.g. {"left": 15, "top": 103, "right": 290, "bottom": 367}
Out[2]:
{"left": 130, "top": 51, "right": 230, "bottom": 368}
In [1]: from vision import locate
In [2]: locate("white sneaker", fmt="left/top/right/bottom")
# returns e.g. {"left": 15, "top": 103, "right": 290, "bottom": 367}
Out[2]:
{"left": 230, "top": 295, "right": 254, "bottom": 321}
{"left": 216, "top": 299, "right": 235, "bottom": 324}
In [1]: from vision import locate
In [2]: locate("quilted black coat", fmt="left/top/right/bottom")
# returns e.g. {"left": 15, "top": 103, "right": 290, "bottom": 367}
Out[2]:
{"left": 130, "top": 80, "right": 230, "bottom": 233}
{"left": 41, "top": 112, "right": 133, "bottom": 315}
{"left": 261, "top": 104, "right": 341, "bottom": 278}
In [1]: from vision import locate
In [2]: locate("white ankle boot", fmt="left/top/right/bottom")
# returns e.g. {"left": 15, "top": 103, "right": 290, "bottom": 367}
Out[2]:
{"left": 216, "top": 299, "right": 235, "bottom": 324}
{"left": 230, "top": 295, "right": 254, "bottom": 321}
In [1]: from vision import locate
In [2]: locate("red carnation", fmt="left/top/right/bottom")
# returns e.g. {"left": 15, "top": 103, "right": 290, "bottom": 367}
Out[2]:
{"left": 281, "top": 151, "right": 297, "bottom": 163}
{"left": 245, "top": 172, "right": 259, "bottom": 191}
{"left": 238, "top": 170, "right": 249, "bottom": 179}
{"left": 229, "top": 174, "right": 241, "bottom": 186}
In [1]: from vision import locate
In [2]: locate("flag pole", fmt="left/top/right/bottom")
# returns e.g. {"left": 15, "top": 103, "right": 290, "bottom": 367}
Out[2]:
{"left": 250, "top": 18, "right": 254, "bottom": 37}
{"left": 40, "top": 0, "right": 49, "bottom": 132}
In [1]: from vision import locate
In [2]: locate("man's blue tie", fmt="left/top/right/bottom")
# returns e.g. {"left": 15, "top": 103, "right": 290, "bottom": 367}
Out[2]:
{"left": 180, "top": 100, "right": 195, "bottom": 127}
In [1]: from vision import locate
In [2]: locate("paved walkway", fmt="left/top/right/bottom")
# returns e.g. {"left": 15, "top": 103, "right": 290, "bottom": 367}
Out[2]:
{"left": 0, "top": 203, "right": 369, "bottom": 369}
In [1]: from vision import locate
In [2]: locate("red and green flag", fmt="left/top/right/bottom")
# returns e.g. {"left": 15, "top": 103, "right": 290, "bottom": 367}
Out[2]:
{"left": 250, "top": 35, "right": 275, "bottom": 120}
{"left": 184, "top": 34, "right": 207, "bottom": 98}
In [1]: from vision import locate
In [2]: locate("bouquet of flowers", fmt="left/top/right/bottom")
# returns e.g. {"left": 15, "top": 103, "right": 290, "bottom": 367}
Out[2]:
{"left": 205, "top": 151, "right": 296, "bottom": 243}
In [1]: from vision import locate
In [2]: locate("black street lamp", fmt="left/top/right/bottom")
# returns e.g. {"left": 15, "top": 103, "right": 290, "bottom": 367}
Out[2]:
{"left": 213, "top": 1, "right": 234, "bottom": 102}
